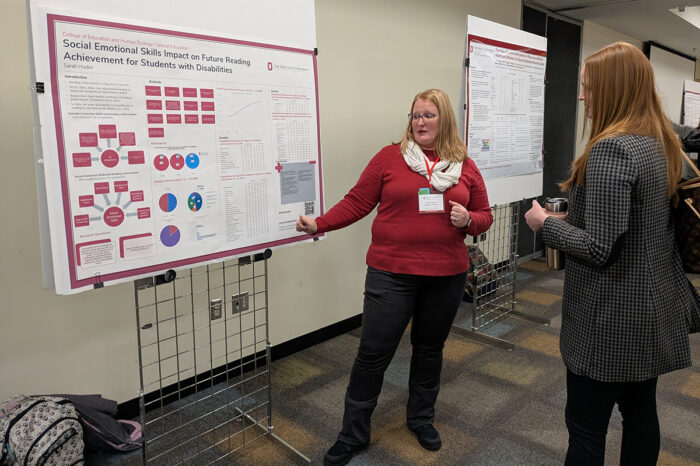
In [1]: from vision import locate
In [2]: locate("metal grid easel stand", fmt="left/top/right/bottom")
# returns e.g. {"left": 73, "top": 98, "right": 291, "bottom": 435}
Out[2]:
{"left": 451, "top": 202, "right": 549, "bottom": 350}
{"left": 133, "top": 251, "right": 310, "bottom": 465}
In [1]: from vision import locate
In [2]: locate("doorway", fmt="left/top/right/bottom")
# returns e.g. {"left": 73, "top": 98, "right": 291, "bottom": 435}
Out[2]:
{"left": 518, "top": 3, "right": 581, "bottom": 259}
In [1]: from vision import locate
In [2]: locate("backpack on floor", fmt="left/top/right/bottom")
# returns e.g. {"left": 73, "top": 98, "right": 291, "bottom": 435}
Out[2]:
{"left": 55, "top": 395, "right": 142, "bottom": 452}
{"left": 0, "top": 395, "right": 84, "bottom": 465}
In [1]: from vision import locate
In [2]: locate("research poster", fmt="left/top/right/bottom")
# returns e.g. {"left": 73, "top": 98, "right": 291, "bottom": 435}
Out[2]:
{"left": 683, "top": 79, "right": 700, "bottom": 127}
{"left": 465, "top": 22, "right": 546, "bottom": 181}
{"left": 33, "top": 11, "right": 323, "bottom": 293}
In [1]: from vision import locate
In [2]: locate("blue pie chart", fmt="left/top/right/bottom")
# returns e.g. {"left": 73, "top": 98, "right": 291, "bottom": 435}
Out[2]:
{"left": 186, "top": 153, "right": 200, "bottom": 169}
{"left": 160, "top": 225, "right": 181, "bottom": 247}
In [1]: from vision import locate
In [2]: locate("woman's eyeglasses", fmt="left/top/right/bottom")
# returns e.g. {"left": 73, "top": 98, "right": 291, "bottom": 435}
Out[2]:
{"left": 408, "top": 113, "right": 437, "bottom": 121}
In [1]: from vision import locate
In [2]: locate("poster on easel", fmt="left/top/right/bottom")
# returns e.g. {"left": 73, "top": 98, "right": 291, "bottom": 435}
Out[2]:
{"left": 683, "top": 79, "right": 700, "bottom": 126}
{"left": 29, "top": 7, "right": 323, "bottom": 294}
{"left": 464, "top": 16, "right": 547, "bottom": 205}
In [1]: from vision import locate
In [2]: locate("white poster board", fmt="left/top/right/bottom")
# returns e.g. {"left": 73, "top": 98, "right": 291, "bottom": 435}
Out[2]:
{"left": 648, "top": 45, "right": 696, "bottom": 124}
{"left": 29, "top": 5, "right": 323, "bottom": 294}
{"left": 683, "top": 79, "right": 700, "bottom": 127}
{"left": 465, "top": 16, "right": 546, "bottom": 206}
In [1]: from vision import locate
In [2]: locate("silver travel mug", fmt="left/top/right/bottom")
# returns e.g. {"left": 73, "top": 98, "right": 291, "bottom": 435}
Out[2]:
{"left": 544, "top": 198, "right": 568, "bottom": 270}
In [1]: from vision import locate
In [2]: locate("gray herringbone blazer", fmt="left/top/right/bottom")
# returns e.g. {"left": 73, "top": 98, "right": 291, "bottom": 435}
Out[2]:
{"left": 542, "top": 134, "right": 698, "bottom": 382}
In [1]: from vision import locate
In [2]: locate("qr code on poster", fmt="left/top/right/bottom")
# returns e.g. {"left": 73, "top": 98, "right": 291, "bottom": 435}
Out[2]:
{"left": 304, "top": 201, "right": 315, "bottom": 215}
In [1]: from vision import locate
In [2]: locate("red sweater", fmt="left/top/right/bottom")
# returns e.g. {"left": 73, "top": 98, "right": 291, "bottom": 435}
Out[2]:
{"left": 316, "top": 144, "right": 493, "bottom": 276}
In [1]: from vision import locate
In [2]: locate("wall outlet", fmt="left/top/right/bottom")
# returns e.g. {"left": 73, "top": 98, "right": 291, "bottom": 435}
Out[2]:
{"left": 210, "top": 298, "right": 223, "bottom": 320}
{"left": 231, "top": 292, "right": 249, "bottom": 314}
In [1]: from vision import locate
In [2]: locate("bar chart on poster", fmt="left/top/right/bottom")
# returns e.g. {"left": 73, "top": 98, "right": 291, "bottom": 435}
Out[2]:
{"left": 28, "top": 3, "right": 322, "bottom": 294}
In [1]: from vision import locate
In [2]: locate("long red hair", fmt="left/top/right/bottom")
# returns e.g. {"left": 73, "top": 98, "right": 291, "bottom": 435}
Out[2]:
{"left": 561, "top": 42, "right": 683, "bottom": 197}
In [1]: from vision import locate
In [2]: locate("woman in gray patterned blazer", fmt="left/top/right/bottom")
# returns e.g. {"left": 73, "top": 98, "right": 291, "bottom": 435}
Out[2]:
{"left": 525, "top": 42, "right": 699, "bottom": 466}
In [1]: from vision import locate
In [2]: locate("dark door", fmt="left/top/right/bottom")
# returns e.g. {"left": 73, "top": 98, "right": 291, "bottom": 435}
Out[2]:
{"left": 518, "top": 6, "right": 581, "bottom": 259}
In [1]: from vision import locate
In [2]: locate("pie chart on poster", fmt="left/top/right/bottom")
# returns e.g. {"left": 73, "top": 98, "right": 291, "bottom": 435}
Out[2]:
{"left": 154, "top": 154, "right": 169, "bottom": 171}
{"left": 186, "top": 153, "right": 200, "bottom": 169}
{"left": 159, "top": 193, "right": 177, "bottom": 212}
{"left": 160, "top": 225, "right": 180, "bottom": 247}
{"left": 188, "top": 192, "right": 203, "bottom": 212}
{"left": 170, "top": 153, "right": 185, "bottom": 170}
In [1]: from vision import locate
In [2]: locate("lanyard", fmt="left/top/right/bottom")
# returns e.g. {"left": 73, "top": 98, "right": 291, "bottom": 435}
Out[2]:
{"left": 424, "top": 156, "right": 440, "bottom": 187}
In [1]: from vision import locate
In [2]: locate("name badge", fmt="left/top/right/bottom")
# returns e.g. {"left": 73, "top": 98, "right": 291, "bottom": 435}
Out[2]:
{"left": 418, "top": 188, "right": 444, "bottom": 214}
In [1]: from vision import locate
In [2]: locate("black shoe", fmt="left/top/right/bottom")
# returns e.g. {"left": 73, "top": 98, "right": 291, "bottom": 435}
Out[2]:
{"left": 411, "top": 424, "right": 442, "bottom": 451}
{"left": 323, "top": 440, "right": 368, "bottom": 465}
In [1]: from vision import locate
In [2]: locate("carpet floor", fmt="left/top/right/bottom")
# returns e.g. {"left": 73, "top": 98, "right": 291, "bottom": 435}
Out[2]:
{"left": 87, "top": 257, "right": 700, "bottom": 465}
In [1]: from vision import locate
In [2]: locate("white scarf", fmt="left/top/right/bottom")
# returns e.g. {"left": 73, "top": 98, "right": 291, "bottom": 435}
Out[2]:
{"left": 402, "top": 141, "right": 462, "bottom": 192}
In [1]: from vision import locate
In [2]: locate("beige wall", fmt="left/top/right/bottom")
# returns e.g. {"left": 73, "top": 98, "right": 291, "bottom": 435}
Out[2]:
{"left": 0, "top": 0, "right": 520, "bottom": 403}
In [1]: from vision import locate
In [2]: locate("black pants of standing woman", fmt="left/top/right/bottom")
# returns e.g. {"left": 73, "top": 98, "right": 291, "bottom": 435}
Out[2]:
{"left": 336, "top": 267, "right": 467, "bottom": 447}
{"left": 565, "top": 369, "right": 660, "bottom": 466}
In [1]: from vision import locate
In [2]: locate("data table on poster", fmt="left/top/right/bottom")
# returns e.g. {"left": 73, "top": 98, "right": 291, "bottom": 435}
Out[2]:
{"left": 684, "top": 80, "right": 700, "bottom": 127}
{"left": 466, "top": 35, "right": 546, "bottom": 181}
{"left": 33, "top": 10, "right": 323, "bottom": 293}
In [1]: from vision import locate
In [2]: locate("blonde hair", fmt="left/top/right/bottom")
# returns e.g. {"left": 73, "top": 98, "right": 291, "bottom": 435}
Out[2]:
{"left": 561, "top": 42, "right": 683, "bottom": 198}
{"left": 400, "top": 89, "right": 468, "bottom": 163}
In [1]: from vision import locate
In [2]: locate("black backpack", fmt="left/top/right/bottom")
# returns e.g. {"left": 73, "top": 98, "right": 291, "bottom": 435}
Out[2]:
{"left": 682, "top": 127, "right": 700, "bottom": 155}
{"left": 54, "top": 395, "right": 141, "bottom": 452}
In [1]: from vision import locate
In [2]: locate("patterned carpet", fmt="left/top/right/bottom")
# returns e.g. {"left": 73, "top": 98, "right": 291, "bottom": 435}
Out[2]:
{"left": 88, "top": 258, "right": 700, "bottom": 465}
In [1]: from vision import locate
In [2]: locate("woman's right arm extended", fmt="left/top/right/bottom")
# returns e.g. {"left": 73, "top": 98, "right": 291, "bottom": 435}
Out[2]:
{"left": 297, "top": 150, "right": 385, "bottom": 235}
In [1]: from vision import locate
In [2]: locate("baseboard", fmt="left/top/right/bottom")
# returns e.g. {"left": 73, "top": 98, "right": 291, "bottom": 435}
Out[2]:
{"left": 117, "top": 313, "right": 363, "bottom": 420}
{"left": 517, "top": 249, "right": 545, "bottom": 264}
{"left": 270, "top": 313, "right": 362, "bottom": 360}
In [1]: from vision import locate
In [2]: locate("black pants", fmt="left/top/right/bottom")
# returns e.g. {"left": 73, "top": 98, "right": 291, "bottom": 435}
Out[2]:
{"left": 565, "top": 369, "right": 660, "bottom": 466}
{"left": 337, "top": 267, "right": 467, "bottom": 446}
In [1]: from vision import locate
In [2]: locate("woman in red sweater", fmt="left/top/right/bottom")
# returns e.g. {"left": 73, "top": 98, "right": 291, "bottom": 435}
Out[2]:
{"left": 297, "top": 88, "right": 493, "bottom": 465}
